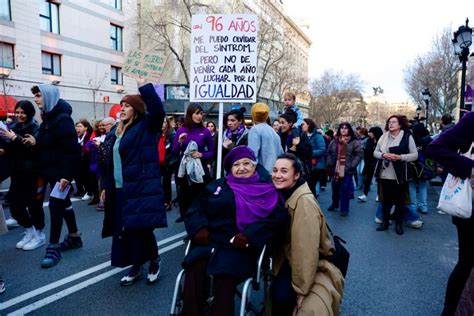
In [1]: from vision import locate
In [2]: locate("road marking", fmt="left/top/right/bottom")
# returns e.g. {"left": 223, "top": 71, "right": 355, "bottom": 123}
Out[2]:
{"left": 6, "top": 240, "right": 185, "bottom": 316}
{"left": 0, "top": 231, "right": 187, "bottom": 311}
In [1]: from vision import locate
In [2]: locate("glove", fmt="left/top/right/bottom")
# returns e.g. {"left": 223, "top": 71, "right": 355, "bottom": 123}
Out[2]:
{"left": 193, "top": 228, "right": 210, "bottom": 245}
{"left": 231, "top": 233, "right": 249, "bottom": 249}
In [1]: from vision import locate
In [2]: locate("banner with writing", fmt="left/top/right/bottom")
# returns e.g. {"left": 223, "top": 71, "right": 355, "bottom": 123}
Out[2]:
{"left": 190, "top": 14, "right": 258, "bottom": 103}
{"left": 123, "top": 49, "right": 166, "bottom": 82}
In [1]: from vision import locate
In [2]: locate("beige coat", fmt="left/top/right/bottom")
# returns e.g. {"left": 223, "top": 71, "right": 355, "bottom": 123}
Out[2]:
{"left": 273, "top": 183, "right": 344, "bottom": 316}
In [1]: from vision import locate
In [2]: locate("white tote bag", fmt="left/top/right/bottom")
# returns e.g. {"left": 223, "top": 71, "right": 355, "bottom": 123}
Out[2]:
{"left": 437, "top": 174, "right": 472, "bottom": 218}
{"left": 437, "top": 143, "right": 473, "bottom": 218}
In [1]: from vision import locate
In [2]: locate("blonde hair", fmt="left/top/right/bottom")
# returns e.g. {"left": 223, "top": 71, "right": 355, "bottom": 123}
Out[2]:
{"left": 283, "top": 92, "right": 296, "bottom": 101}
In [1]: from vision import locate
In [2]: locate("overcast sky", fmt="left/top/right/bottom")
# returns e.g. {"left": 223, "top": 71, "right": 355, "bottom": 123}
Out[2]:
{"left": 284, "top": 0, "right": 474, "bottom": 102}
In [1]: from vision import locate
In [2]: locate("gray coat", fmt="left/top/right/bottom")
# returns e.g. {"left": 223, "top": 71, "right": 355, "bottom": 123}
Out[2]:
{"left": 326, "top": 138, "right": 363, "bottom": 175}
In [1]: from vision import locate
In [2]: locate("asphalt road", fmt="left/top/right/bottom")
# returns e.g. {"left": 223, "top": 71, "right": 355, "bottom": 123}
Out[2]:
{"left": 0, "top": 181, "right": 457, "bottom": 315}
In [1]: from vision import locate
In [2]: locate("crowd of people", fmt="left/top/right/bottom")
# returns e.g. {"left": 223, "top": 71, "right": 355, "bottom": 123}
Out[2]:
{"left": 0, "top": 83, "right": 472, "bottom": 315}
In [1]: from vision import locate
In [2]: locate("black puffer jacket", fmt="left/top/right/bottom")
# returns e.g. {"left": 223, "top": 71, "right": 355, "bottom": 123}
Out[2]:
{"left": 36, "top": 100, "right": 80, "bottom": 181}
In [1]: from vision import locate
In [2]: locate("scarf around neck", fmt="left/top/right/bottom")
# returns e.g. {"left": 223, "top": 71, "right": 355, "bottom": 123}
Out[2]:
{"left": 226, "top": 171, "right": 280, "bottom": 232}
{"left": 336, "top": 136, "right": 350, "bottom": 178}
{"left": 225, "top": 124, "right": 245, "bottom": 142}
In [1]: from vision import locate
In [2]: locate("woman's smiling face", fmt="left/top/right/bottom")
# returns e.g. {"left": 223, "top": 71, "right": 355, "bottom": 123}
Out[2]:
{"left": 272, "top": 158, "right": 299, "bottom": 190}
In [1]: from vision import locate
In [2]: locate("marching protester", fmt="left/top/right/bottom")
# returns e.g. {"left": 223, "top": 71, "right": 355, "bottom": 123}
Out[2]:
{"left": 326, "top": 122, "right": 363, "bottom": 216}
{"left": 181, "top": 146, "right": 287, "bottom": 315}
{"left": 301, "top": 118, "right": 326, "bottom": 198}
{"left": 26, "top": 84, "right": 82, "bottom": 268}
{"left": 0, "top": 101, "right": 45, "bottom": 250}
{"left": 271, "top": 153, "right": 344, "bottom": 315}
{"left": 247, "top": 102, "right": 283, "bottom": 173}
{"left": 101, "top": 79, "right": 167, "bottom": 286}
{"left": 172, "top": 104, "right": 215, "bottom": 223}
{"left": 75, "top": 119, "right": 93, "bottom": 199}
{"left": 222, "top": 108, "right": 249, "bottom": 167}
{"left": 427, "top": 111, "right": 474, "bottom": 316}
{"left": 373, "top": 115, "right": 418, "bottom": 235}
{"left": 94, "top": 117, "right": 116, "bottom": 211}
{"left": 358, "top": 126, "right": 383, "bottom": 202}
{"left": 159, "top": 116, "right": 176, "bottom": 210}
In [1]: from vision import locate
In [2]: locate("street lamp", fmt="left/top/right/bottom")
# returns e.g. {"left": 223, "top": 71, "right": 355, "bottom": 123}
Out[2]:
{"left": 415, "top": 105, "right": 422, "bottom": 121}
{"left": 452, "top": 18, "right": 472, "bottom": 117}
{"left": 421, "top": 88, "right": 431, "bottom": 124}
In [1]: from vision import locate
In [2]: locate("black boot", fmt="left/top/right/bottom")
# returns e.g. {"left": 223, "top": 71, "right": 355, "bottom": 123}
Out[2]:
{"left": 376, "top": 221, "right": 389, "bottom": 231}
{"left": 395, "top": 222, "right": 404, "bottom": 235}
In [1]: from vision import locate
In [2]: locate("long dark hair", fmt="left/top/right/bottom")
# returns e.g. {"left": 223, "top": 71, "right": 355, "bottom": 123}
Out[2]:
{"left": 276, "top": 153, "right": 303, "bottom": 175}
{"left": 15, "top": 100, "right": 36, "bottom": 122}
{"left": 335, "top": 122, "right": 356, "bottom": 139}
{"left": 184, "top": 103, "right": 204, "bottom": 128}
{"left": 303, "top": 118, "right": 316, "bottom": 133}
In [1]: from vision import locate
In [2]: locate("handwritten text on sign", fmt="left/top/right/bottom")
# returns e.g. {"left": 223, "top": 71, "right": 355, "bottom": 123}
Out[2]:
{"left": 190, "top": 14, "right": 258, "bottom": 103}
{"left": 123, "top": 49, "right": 166, "bottom": 82}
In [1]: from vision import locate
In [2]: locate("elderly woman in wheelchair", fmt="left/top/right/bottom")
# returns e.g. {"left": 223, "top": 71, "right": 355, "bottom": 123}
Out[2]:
{"left": 180, "top": 146, "right": 287, "bottom": 316}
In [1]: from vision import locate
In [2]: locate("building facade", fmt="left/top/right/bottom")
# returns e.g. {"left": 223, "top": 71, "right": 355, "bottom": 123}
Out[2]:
{"left": 0, "top": 0, "right": 138, "bottom": 121}
{"left": 138, "top": 0, "right": 311, "bottom": 119}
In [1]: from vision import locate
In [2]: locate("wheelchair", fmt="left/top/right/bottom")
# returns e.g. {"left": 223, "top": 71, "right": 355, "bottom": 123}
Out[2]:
{"left": 170, "top": 241, "right": 272, "bottom": 316}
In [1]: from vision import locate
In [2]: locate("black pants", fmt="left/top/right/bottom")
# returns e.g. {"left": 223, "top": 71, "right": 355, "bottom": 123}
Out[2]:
{"left": 442, "top": 217, "right": 474, "bottom": 316}
{"left": 379, "top": 179, "right": 406, "bottom": 223}
{"left": 307, "top": 169, "right": 325, "bottom": 198}
{"left": 38, "top": 180, "right": 79, "bottom": 244}
{"left": 161, "top": 165, "right": 173, "bottom": 204}
{"left": 271, "top": 261, "right": 296, "bottom": 316}
{"left": 182, "top": 258, "right": 237, "bottom": 316}
{"left": 9, "top": 175, "right": 45, "bottom": 230}
{"left": 176, "top": 177, "right": 207, "bottom": 217}
{"left": 362, "top": 164, "right": 376, "bottom": 196}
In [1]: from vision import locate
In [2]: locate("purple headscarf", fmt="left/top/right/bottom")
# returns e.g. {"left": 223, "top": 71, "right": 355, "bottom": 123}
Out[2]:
{"left": 225, "top": 146, "right": 280, "bottom": 231}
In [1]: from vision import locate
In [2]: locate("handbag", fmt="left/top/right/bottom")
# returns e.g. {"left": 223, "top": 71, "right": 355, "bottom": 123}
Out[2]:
{"left": 437, "top": 142, "right": 473, "bottom": 218}
{"left": 324, "top": 224, "right": 350, "bottom": 277}
{"left": 437, "top": 174, "right": 472, "bottom": 218}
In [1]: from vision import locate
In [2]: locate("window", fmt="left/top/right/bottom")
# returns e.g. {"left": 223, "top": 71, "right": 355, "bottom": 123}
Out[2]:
{"left": 0, "top": 42, "right": 14, "bottom": 68}
{"left": 42, "top": 51, "right": 61, "bottom": 75}
{"left": 111, "top": 66, "right": 122, "bottom": 85}
{"left": 0, "top": 0, "right": 11, "bottom": 21}
{"left": 39, "top": 0, "right": 60, "bottom": 34}
{"left": 110, "top": 24, "right": 122, "bottom": 51}
{"left": 109, "top": 0, "right": 121, "bottom": 10}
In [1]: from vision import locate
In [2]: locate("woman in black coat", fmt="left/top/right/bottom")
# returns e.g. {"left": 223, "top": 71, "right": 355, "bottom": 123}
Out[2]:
{"left": 102, "top": 80, "right": 167, "bottom": 286}
{"left": 0, "top": 101, "right": 45, "bottom": 250}
{"left": 182, "top": 146, "right": 287, "bottom": 316}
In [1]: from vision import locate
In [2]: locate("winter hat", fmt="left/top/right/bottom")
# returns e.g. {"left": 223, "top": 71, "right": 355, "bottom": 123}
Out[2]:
{"left": 120, "top": 94, "right": 146, "bottom": 115}
{"left": 251, "top": 102, "right": 270, "bottom": 123}
{"left": 38, "top": 84, "right": 60, "bottom": 113}
{"left": 223, "top": 146, "right": 256, "bottom": 172}
{"left": 15, "top": 100, "right": 36, "bottom": 121}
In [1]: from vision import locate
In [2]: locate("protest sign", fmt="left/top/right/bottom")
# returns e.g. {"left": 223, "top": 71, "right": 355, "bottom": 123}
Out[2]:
{"left": 190, "top": 14, "right": 258, "bottom": 103}
{"left": 123, "top": 49, "right": 166, "bottom": 82}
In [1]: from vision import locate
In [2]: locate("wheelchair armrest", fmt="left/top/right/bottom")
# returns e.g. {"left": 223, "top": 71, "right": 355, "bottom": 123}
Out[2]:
{"left": 255, "top": 245, "right": 267, "bottom": 285}
{"left": 184, "top": 240, "right": 192, "bottom": 256}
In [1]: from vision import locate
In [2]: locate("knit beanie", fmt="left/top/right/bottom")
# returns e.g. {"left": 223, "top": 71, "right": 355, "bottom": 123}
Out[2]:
{"left": 251, "top": 102, "right": 270, "bottom": 123}
{"left": 223, "top": 146, "right": 256, "bottom": 172}
{"left": 120, "top": 94, "right": 146, "bottom": 115}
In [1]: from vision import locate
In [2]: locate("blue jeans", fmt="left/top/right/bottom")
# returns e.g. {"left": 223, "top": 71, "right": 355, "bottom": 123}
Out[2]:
{"left": 356, "top": 160, "right": 364, "bottom": 188}
{"left": 408, "top": 180, "right": 428, "bottom": 212}
{"left": 375, "top": 202, "right": 421, "bottom": 222}
{"left": 331, "top": 175, "right": 354, "bottom": 215}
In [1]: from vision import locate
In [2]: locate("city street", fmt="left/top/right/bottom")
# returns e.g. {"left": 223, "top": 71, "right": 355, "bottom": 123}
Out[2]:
{"left": 0, "top": 182, "right": 457, "bottom": 315}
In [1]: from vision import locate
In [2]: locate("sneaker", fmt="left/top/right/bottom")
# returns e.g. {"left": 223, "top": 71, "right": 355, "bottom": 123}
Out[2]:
{"left": 437, "top": 210, "right": 447, "bottom": 215}
{"left": 23, "top": 230, "right": 46, "bottom": 250}
{"left": 147, "top": 259, "right": 161, "bottom": 284}
{"left": 357, "top": 194, "right": 367, "bottom": 202}
{"left": 96, "top": 202, "right": 105, "bottom": 211}
{"left": 120, "top": 266, "right": 142, "bottom": 286}
{"left": 0, "top": 279, "right": 5, "bottom": 294}
{"left": 41, "top": 244, "right": 61, "bottom": 268}
{"left": 327, "top": 205, "right": 339, "bottom": 212}
{"left": 81, "top": 193, "right": 93, "bottom": 201}
{"left": 408, "top": 220, "right": 423, "bottom": 229}
{"left": 375, "top": 217, "right": 383, "bottom": 224}
{"left": 16, "top": 227, "right": 36, "bottom": 249}
{"left": 59, "top": 234, "right": 83, "bottom": 251}
{"left": 6, "top": 217, "right": 19, "bottom": 228}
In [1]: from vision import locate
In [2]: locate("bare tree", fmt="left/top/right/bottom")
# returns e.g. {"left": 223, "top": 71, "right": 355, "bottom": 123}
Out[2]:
{"left": 309, "top": 70, "right": 365, "bottom": 127}
{"left": 139, "top": 0, "right": 216, "bottom": 85}
{"left": 86, "top": 66, "right": 109, "bottom": 120}
{"left": 404, "top": 27, "right": 459, "bottom": 123}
